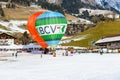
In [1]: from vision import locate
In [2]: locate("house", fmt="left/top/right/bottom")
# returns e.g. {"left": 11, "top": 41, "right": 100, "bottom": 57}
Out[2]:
{"left": 95, "top": 34, "right": 120, "bottom": 48}
{"left": 0, "top": 33, "right": 16, "bottom": 46}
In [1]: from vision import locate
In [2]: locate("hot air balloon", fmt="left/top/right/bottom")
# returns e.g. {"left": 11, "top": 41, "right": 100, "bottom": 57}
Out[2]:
{"left": 35, "top": 11, "right": 67, "bottom": 47}
{"left": 28, "top": 11, "right": 67, "bottom": 55}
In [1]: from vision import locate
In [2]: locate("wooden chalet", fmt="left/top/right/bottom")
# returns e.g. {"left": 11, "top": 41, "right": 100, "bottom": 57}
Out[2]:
{"left": 95, "top": 34, "right": 120, "bottom": 49}
{"left": 0, "top": 33, "right": 16, "bottom": 46}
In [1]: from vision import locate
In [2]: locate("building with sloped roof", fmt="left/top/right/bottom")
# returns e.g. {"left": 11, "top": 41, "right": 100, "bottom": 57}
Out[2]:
{"left": 0, "top": 33, "right": 16, "bottom": 46}
{"left": 95, "top": 34, "right": 120, "bottom": 49}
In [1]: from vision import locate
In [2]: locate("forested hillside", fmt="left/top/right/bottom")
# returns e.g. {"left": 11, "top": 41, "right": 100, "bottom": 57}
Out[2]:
{"left": 61, "top": 0, "right": 104, "bottom": 14}
{"left": 0, "top": 5, "right": 5, "bottom": 17}
{"left": 62, "top": 21, "right": 120, "bottom": 47}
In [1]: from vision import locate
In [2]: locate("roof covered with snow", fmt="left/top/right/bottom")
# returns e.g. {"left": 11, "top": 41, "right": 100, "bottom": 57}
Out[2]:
{"left": 95, "top": 35, "right": 120, "bottom": 44}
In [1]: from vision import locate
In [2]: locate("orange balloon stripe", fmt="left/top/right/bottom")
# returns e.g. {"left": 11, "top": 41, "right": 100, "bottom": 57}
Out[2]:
{"left": 27, "top": 11, "right": 48, "bottom": 49}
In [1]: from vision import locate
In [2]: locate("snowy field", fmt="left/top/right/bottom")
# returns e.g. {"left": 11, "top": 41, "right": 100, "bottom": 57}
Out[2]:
{"left": 0, "top": 53, "right": 120, "bottom": 80}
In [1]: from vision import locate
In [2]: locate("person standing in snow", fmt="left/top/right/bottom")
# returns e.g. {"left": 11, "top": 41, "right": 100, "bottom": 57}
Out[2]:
{"left": 100, "top": 47, "right": 103, "bottom": 55}
{"left": 15, "top": 51, "right": 18, "bottom": 58}
{"left": 12, "top": 53, "right": 14, "bottom": 56}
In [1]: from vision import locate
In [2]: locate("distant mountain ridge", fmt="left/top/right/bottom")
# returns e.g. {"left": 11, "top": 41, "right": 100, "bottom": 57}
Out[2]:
{"left": 81, "top": 0, "right": 120, "bottom": 14}
{"left": 62, "top": 0, "right": 120, "bottom": 14}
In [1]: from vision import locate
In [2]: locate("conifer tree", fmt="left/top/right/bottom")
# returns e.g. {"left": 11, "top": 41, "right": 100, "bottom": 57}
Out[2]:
{"left": 0, "top": 5, "right": 5, "bottom": 17}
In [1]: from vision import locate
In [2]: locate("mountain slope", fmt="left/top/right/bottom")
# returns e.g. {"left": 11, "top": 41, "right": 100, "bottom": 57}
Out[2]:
{"left": 95, "top": 0, "right": 120, "bottom": 13}
{"left": 62, "top": 21, "right": 120, "bottom": 47}
{"left": 2, "top": 7, "right": 44, "bottom": 20}
{"left": 0, "top": 7, "right": 82, "bottom": 34}
{"left": 62, "top": 0, "right": 120, "bottom": 14}
{"left": 83, "top": 0, "right": 120, "bottom": 14}
{"left": 62, "top": 0, "right": 104, "bottom": 14}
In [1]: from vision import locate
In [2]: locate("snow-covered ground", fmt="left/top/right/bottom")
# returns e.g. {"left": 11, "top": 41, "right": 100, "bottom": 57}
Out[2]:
{"left": 0, "top": 53, "right": 120, "bottom": 80}
{"left": 0, "top": 20, "right": 27, "bottom": 33}
{"left": 79, "top": 8, "right": 120, "bottom": 18}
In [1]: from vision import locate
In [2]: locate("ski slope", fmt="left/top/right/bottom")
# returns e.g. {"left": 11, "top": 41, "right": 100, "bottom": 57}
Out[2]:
{"left": 0, "top": 53, "right": 120, "bottom": 80}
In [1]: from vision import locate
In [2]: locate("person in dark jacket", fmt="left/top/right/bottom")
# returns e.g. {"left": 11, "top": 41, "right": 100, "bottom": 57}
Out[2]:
{"left": 100, "top": 48, "right": 103, "bottom": 55}
{"left": 15, "top": 51, "right": 18, "bottom": 58}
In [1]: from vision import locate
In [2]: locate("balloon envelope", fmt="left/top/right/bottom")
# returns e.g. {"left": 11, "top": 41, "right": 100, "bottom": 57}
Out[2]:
{"left": 35, "top": 11, "right": 67, "bottom": 46}
{"left": 27, "top": 11, "right": 48, "bottom": 49}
